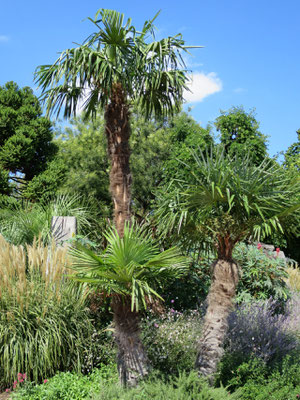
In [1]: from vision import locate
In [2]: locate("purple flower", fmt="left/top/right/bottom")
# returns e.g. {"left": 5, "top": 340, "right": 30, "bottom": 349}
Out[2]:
{"left": 171, "top": 300, "right": 175, "bottom": 303}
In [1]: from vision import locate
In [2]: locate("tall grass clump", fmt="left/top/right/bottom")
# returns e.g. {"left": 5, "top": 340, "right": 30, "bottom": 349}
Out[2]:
{"left": 0, "top": 235, "right": 93, "bottom": 389}
{"left": 286, "top": 266, "right": 300, "bottom": 291}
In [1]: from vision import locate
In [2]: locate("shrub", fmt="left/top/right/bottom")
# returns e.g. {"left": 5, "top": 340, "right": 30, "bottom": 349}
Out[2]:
{"left": 161, "top": 243, "right": 290, "bottom": 312}
{"left": 227, "top": 299, "right": 298, "bottom": 362}
{"left": 0, "top": 235, "right": 94, "bottom": 388}
{"left": 13, "top": 368, "right": 233, "bottom": 400}
{"left": 233, "top": 243, "right": 290, "bottom": 303}
{"left": 92, "top": 370, "right": 233, "bottom": 400}
{"left": 231, "top": 355, "right": 300, "bottom": 400}
{"left": 161, "top": 259, "right": 211, "bottom": 310}
{"left": 12, "top": 364, "right": 117, "bottom": 400}
{"left": 81, "top": 328, "right": 116, "bottom": 374}
{"left": 217, "top": 297, "right": 300, "bottom": 386}
{"left": 141, "top": 309, "right": 203, "bottom": 375}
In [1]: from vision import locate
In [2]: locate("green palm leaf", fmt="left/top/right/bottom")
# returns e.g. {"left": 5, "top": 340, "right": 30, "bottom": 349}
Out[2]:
{"left": 69, "top": 222, "right": 188, "bottom": 311}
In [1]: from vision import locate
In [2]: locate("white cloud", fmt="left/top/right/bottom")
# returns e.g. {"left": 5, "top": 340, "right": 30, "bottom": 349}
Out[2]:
{"left": 0, "top": 35, "right": 9, "bottom": 42}
{"left": 184, "top": 72, "right": 222, "bottom": 103}
{"left": 233, "top": 87, "right": 246, "bottom": 93}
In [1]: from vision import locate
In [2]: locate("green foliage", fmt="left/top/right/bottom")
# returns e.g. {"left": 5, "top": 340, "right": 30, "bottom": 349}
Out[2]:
{"left": 0, "top": 236, "right": 93, "bottom": 388}
{"left": 35, "top": 9, "right": 199, "bottom": 121}
{"left": 234, "top": 243, "right": 290, "bottom": 302}
{"left": 130, "top": 112, "right": 174, "bottom": 213}
{"left": 54, "top": 110, "right": 211, "bottom": 216}
{"left": 11, "top": 364, "right": 117, "bottom": 400}
{"left": 70, "top": 222, "right": 188, "bottom": 312}
{"left": 284, "top": 129, "right": 300, "bottom": 172}
{"left": 0, "top": 194, "right": 93, "bottom": 246}
{"left": 0, "top": 81, "right": 64, "bottom": 201}
{"left": 216, "top": 354, "right": 268, "bottom": 391}
{"left": 141, "top": 309, "right": 202, "bottom": 375}
{"left": 281, "top": 130, "right": 300, "bottom": 262}
{"left": 55, "top": 116, "right": 111, "bottom": 205}
{"left": 156, "top": 147, "right": 300, "bottom": 258}
{"left": 13, "top": 368, "right": 233, "bottom": 400}
{"left": 225, "top": 355, "right": 300, "bottom": 400}
{"left": 160, "top": 259, "right": 211, "bottom": 310}
{"left": 23, "top": 158, "right": 67, "bottom": 202}
{"left": 215, "top": 107, "right": 268, "bottom": 165}
{"left": 162, "top": 112, "right": 214, "bottom": 184}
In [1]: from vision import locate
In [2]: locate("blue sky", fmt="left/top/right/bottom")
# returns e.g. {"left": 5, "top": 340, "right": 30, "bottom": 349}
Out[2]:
{"left": 0, "top": 0, "right": 299, "bottom": 156}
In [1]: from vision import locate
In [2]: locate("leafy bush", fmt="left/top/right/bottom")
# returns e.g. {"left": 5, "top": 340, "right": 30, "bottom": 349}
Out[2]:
{"left": 230, "top": 356, "right": 300, "bottom": 400}
{"left": 12, "top": 364, "right": 117, "bottom": 400}
{"left": 13, "top": 368, "right": 233, "bottom": 400}
{"left": 0, "top": 235, "right": 94, "bottom": 388}
{"left": 233, "top": 243, "right": 290, "bottom": 303}
{"left": 161, "top": 243, "right": 290, "bottom": 312}
{"left": 141, "top": 309, "right": 203, "bottom": 375}
{"left": 161, "top": 259, "right": 211, "bottom": 310}
{"left": 227, "top": 299, "right": 298, "bottom": 362}
{"left": 81, "top": 328, "right": 116, "bottom": 374}
{"left": 217, "top": 297, "right": 300, "bottom": 386}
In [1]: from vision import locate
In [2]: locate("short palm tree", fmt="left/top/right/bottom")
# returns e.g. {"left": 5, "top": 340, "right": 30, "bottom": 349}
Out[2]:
{"left": 35, "top": 9, "right": 200, "bottom": 237}
{"left": 69, "top": 222, "right": 188, "bottom": 386}
{"left": 156, "top": 147, "right": 300, "bottom": 381}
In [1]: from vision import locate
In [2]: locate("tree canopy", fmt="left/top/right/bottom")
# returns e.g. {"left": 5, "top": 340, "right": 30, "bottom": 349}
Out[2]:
{"left": 0, "top": 81, "right": 65, "bottom": 202}
{"left": 215, "top": 107, "right": 268, "bottom": 165}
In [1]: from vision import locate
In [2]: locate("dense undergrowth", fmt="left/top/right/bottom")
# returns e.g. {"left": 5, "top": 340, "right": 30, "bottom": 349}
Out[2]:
{"left": 1, "top": 234, "right": 299, "bottom": 399}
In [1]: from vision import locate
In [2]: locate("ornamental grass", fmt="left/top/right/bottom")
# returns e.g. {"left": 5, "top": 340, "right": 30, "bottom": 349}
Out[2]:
{"left": 286, "top": 266, "right": 300, "bottom": 292}
{"left": 0, "top": 235, "right": 93, "bottom": 388}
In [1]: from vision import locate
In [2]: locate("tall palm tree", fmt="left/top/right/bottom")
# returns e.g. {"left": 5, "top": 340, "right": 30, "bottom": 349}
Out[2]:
{"left": 156, "top": 147, "right": 300, "bottom": 381}
{"left": 35, "top": 9, "right": 200, "bottom": 237}
{"left": 69, "top": 222, "right": 187, "bottom": 386}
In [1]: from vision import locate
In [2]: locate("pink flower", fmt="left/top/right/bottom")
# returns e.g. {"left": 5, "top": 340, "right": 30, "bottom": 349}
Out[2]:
{"left": 257, "top": 243, "right": 262, "bottom": 250}
{"left": 154, "top": 323, "right": 159, "bottom": 328}
{"left": 170, "top": 308, "right": 175, "bottom": 313}
{"left": 5, "top": 389, "right": 11, "bottom": 393}
{"left": 170, "top": 299, "right": 175, "bottom": 303}
{"left": 23, "top": 373, "right": 27, "bottom": 379}
{"left": 276, "top": 247, "right": 280, "bottom": 253}
{"left": 43, "top": 379, "right": 48, "bottom": 384}
{"left": 13, "top": 380, "right": 18, "bottom": 389}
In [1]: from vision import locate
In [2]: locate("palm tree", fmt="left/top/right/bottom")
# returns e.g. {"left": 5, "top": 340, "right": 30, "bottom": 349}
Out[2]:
{"left": 156, "top": 147, "right": 300, "bottom": 381}
{"left": 35, "top": 9, "right": 200, "bottom": 237}
{"left": 69, "top": 222, "right": 187, "bottom": 386}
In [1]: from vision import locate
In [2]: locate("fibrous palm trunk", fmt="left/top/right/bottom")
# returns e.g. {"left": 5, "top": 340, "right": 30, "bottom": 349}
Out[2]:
{"left": 112, "top": 297, "right": 149, "bottom": 387}
{"left": 195, "top": 259, "right": 239, "bottom": 382}
{"left": 105, "top": 83, "right": 131, "bottom": 237}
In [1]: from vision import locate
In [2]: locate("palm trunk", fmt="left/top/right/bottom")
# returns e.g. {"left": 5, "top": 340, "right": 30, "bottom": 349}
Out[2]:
{"left": 105, "top": 83, "right": 131, "bottom": 237}
{"left": 112, "top": 297, "right": 149, "bottom": 387}
{"left": 195, "top": 259, "right": 239, "bottom": 382}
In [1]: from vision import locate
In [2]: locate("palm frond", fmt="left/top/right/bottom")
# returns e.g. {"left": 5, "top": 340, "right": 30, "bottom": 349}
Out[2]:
{"left": 68, "top": 221, "right": 188, "bottom": 311}
{"left": 35, "top": 8, "right": 201, "bottom": 120}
